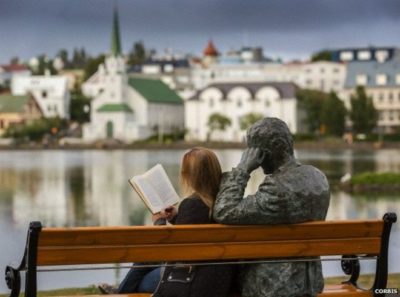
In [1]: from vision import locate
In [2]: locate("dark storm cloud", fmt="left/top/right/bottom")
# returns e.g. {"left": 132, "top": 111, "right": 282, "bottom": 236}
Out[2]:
{"left": 0, "top": 0, "right": 399, "bottom": 62}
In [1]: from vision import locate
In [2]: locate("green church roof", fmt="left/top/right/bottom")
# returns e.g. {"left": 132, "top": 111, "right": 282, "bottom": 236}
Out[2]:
{"left": 128, "top": 78, "right": 183, "bottom": 105}
{"left": 0, "top": 94, "right": 30, "bottom": 113}
{"left": 110, "top": 6, "right": 122, "bottom": 56}
{"left": 97, "top": 103, "right": 133, "bottom": 112}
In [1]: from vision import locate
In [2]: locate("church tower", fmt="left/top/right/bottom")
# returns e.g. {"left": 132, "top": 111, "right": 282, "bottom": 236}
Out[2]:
{"left": 105, "top": 4, "right": 126, "bottom": 75}
{"left": 110, "top": 5, "right": 122, "bottom": 57}
{"left": 203, "top": 39, "right": 219, "bottom": 66}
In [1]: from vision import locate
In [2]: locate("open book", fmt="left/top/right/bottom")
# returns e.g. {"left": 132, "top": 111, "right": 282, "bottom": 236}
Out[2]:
{"left": 129, "top": 164, "right": 180, "bottom": 214}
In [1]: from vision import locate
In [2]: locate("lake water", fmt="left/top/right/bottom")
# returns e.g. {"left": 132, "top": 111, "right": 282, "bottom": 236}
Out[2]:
{"left": 0, "top": 149, "right": 399, "bottom": 293}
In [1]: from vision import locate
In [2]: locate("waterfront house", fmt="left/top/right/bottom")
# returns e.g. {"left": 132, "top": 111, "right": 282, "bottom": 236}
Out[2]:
{"left": 185, "top": 81, "right": 305, "bottom": 142}
{"left": 11, "top": 72, "right": 70, "bottom": 119}
{"left": 0, "top": 93, "right": 43, "bottom": 135}
{"left": 343, "top": 52, "right": 400, "bottom": 133}
{"left": 0, "top": 64, "right": 31, "bottom": 88}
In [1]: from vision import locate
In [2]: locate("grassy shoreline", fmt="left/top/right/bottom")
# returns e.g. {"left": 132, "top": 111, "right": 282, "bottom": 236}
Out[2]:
{"left": 1, "top": 274, "right": 398, "bottom": 296}
{"left": 340, "top": 172, "right": 400, "bottom": 193}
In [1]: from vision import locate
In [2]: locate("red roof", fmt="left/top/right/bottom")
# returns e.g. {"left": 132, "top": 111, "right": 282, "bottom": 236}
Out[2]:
{"left": 203, "top": 40, "right": 219, "bottom": 57}
{"left": 0, "top": 64, "right": 29, "bottom": 72}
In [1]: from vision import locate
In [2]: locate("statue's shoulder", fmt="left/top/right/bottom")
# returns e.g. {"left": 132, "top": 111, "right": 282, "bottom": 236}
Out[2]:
{"left": 282, "top": 163, "right": 329, "bottom": 190}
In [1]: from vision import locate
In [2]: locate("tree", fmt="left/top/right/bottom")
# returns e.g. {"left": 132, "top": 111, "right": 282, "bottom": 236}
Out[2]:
{"left": 311, "top": 50, "right": 332, "bottom": 62}
{"left": 31, "top": 54, "right": 57, "bottom": 75}
{"left": 128, "top": 41, "right": 146, "bottom": 66}
{"left": 350, "top": 86, "right": 378, "bottom": 134}
{"left": 239, "top": 113, "right": 264, "bottom": 130}
{"left": 70, "top": 90, "right": 91, "bottom": 123}
{"left": 57, "top": 49, "right": 69, "bottom": 67}
{"left": 71, "top": 47, "right": 88, "bottom": 69}
{"left": 321, "top": 92, "right": 347, "bottom": 136}
{"left": 297, "top": 89, "right": 327, "bottom": 134}
{"left": 10, "top": 57, "right": 20, "bottom": 65}
{"left": 207, "top": 113, "right": 232, "bottom": 140}
{"left": 297, "top": 89, "right": 348, "bottom": 136}
{"left": 83, "top": 54, "right": 105, "bottom": 80}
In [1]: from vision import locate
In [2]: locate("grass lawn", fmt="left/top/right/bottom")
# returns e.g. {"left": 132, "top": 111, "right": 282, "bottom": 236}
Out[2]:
{"left": 1, "top": 274, "right": 398, "bottom": 296}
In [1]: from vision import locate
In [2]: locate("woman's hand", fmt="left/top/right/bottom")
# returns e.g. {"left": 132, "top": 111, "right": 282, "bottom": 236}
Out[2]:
{"left": 151, "top": 206, "right": 178, "bottom": 223}
{"left": 163, "top": 206, "right": 178, "bottom": 222}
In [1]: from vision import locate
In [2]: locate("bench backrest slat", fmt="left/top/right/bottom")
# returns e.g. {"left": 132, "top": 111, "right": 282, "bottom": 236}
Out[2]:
{"left": 37, "top": 237, "right": 381, "bottom": 265}
{"left": 36, "top": 220, "right": 384, "bottom": 266}
{"left": 38, "top": 221, "right": 383, "bottom": 246}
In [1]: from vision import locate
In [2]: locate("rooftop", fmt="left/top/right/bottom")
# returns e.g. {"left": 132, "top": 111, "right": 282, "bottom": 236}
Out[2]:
{"left": 97, "top": 103, "right": 133, "bottom": 113}
{"left": 129, "top": 77, "right": 183, "bottom": 104}
{"left": 190, "top": 81, "right": 298, "bottom": 99}
{"left": 0, "top": 94, "right": 30, "bottom": 113}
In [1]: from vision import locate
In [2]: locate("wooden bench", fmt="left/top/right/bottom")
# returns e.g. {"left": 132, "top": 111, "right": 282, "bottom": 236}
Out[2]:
{"left": 5, "top": 213, "right": 397, "bottom": 297}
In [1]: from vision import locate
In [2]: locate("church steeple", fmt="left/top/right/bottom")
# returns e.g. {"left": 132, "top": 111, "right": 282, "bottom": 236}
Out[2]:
{"left": 110, "top": 4, "right": 122, "bottom": 56}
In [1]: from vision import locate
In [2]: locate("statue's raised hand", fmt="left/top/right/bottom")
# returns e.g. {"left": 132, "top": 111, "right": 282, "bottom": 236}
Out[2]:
{"left": 237, "top": 147, "right": 265, "bottom": 173}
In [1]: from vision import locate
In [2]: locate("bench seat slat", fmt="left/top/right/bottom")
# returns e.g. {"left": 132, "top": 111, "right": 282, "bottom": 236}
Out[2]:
{"left": 52, "top": 285, "right": 372, "bottom": 297}
{"left": 38, "top": 221, "right": 384, "bottom": 247}
{"left": 37, "top": 237, "right": 381, "bottom": 266}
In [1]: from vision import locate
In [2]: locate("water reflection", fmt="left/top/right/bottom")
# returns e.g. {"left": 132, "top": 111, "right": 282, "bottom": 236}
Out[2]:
{"left": 0, "top": 149, "right": 399, "bottom": 292}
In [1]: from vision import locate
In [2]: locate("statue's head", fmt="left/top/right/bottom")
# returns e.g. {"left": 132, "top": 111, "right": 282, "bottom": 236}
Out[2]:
{"left": 246, "top": 117, "right": 294, "bottom": 173}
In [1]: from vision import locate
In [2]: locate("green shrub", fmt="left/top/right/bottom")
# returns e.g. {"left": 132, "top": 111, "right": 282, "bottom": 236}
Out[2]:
{"left": 351, "top": 172, "right": 400, "bottom": 185}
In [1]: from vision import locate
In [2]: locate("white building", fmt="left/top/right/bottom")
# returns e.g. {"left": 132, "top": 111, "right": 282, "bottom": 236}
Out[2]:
{"left": 0, "top": 64, "right": 31, "bottom": 87}
{"left": 286, "top": 61, "right": 346, "bottom": 93}
{"left": 191, "top": 42, "right": 346, "bottom": 94}
{"left": 82, "top": 6, "right": 184, "bottom": 143}
{"left": 11, "top": 72, "right": 70, "bottom": 119}
{"left": 185, "top": 82, "right": 305, "bottom": 142}
{"left": 343, "top": 55, "right": 400, "bottom": 133}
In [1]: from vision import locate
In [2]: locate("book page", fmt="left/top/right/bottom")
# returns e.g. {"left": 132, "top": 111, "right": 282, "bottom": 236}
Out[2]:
{"left": 130, "top": 176, "right": 163, "bottom": 213}
{"left": 143, "top": 164, "right": 180, "bottom": 207}
{"left": 129, "top": 164, "right": 179, "bottom": 214}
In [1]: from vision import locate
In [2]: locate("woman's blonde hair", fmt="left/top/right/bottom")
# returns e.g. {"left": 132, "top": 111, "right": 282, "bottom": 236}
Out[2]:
{"left": 180, "top": 147, "right": 222, "bottom": 211}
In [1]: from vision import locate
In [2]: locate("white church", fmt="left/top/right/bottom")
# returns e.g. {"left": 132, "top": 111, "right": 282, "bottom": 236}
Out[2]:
{"left": 82, "top": 8, "right": 184, "bottom": 143}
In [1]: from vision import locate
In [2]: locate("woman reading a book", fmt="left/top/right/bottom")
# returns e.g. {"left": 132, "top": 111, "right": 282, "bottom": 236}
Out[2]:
{"left": 99, "top": 147, "right": 235, "bottom": 297}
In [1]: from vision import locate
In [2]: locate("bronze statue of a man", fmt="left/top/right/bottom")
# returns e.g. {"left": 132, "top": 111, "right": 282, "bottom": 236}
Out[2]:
{"left": 213, "top": 117, "right": 330, "bottom": 297}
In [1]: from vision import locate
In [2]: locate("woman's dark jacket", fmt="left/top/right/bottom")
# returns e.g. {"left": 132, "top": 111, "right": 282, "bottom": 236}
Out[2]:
{"left": 153, "top": 195, "right": 235, "bottom": 297}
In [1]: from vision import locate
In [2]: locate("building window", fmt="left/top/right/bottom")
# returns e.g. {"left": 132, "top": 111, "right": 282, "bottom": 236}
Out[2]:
{"left": 265, "top": 100, "right": 270, "bottom": 107}
{"left": 389, "top": 111, "right": 394, "bottom": 121}
{"left": 320, "top": 68, "right": 325, "bottom": 73}
{"left": 388, "top": 92, "right": 393, "bottom": 103}
{"left": 340, "top": 51, "right": 354, "bottom": 61}
{"left": 237, "top": 99, "right": 242, "bottom": 107}
{"left": 306, "top": 79, "right": 312, "bottom": 85}
{"left": 209, "top": 98, "right": 214, "bottom": 107}
{"left": 42, "top": 91, "right": 47, "bottom": 98}
{"left": 375, "top": 50, "right": 389, "bottom": 63}
{"left": 376, "top": 74, "right": 387, "bottom": 86}
{"left": 356, "top": 74, "right": 368, "bottom": 86}
{"left": 333, "top": 68, "right": 339, "bottom": 73}
{"left": 358, "top": 51, "right": 371, "bottom": 60}
{"left": 379, "top": 93, "right": 384, "bottom": 101}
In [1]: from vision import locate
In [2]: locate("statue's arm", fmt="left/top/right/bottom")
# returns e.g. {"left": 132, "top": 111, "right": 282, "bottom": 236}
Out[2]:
{"left": 213, "top": 168, "right": 286, "bottom": 224}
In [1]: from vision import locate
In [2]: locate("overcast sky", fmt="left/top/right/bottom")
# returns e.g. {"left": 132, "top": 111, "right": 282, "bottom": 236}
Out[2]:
{"left": 0, "top": 0, "right": 399, "bottom": 63}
